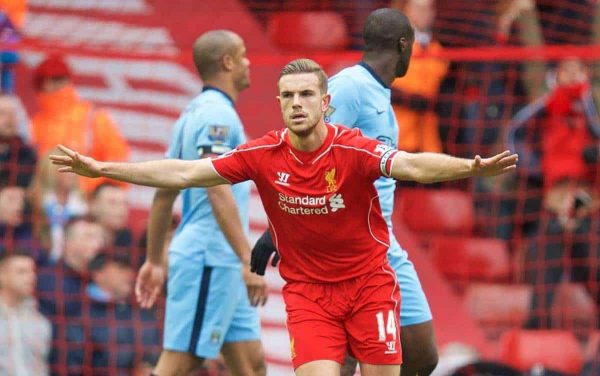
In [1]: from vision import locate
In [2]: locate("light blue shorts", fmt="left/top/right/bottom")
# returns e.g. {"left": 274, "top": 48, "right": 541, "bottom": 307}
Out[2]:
{"left": 388, "top": 238, "right": 433, "bottom": 327}
{"left": 163, "top": 253, "right": 261, "bottom": 359}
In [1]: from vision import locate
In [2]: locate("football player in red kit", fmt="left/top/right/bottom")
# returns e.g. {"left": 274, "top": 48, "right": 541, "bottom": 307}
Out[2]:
{"left": 51, "top": 58, "right": 517, "bottom": 376}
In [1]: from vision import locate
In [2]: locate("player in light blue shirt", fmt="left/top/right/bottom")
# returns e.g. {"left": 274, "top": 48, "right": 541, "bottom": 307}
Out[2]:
{"left": 331, "top": 10, "right": 438, "bottom": 376}
{"left": 250, "top": 8, "right": 438, "bottom": 376}
{"left": 134, "top": 30, "right": 267, "bottom": 376}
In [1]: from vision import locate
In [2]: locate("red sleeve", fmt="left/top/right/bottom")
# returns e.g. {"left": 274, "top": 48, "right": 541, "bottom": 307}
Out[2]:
{"left": 211, "top": 145, "right": 254, "bottom": 184}
{"left": 210, "top": 131, "right": 280, "bottom": 184}
{"left": 340, "top": 127, "right": 398, "bottom": 181}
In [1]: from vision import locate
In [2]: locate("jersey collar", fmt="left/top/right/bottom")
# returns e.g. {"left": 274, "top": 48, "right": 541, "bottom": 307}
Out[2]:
{"left": 284, "top": 123, "right": 336, "bottom": 165}
{"left": 358, "top": 62, "right": 389, "bottom": 89}
{"left": 202, "top": 85, "right": 234, "bottom": 106}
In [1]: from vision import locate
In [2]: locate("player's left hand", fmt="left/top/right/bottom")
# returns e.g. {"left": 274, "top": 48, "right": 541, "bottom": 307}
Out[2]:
{"left": 243, "top": 266, "right": 268, "bottom": 306}
{"left": 472, "top": 150, "right": 518, "bottom": 177}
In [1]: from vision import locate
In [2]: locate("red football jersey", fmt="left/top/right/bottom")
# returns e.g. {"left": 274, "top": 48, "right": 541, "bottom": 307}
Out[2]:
{"left": 211, "top": 123, "right": 399, "bottom": 283}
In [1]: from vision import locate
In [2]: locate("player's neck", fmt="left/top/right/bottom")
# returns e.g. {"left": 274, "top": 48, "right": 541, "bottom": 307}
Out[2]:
{"left": 288, "top": 121, "right": 328, "bottom": 152}
{"left": 202, "top": 79, "right": 240, "bottom": 102}
{"left": 361, "top": 56, "right": 396, "bottom": 87}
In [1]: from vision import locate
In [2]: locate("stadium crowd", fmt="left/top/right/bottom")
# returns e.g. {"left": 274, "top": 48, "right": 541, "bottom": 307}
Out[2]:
{"left": 0, "top": 0, "right": 599, "bottom": 375}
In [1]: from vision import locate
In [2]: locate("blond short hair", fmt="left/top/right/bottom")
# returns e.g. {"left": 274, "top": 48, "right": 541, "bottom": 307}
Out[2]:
{"left": 279, "top": 58, "right": 328, "bottom": 94}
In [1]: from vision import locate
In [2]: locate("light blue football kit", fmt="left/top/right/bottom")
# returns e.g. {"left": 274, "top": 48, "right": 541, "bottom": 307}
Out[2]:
{"left": 163, "top": 86, "right": 260, "bottom": 358}
{"left": 327, "top": 63, "right": 432, "bottom": 326}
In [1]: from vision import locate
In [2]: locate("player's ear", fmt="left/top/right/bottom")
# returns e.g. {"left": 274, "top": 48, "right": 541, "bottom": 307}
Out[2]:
{"left": 222, "top": 54, "right": 234, "bottom": 71}
{"left": 398, "top": 37, "right": 409, "bottom": 53}
{"left": 322, "top": 93, "right": 331, "bottom": 111}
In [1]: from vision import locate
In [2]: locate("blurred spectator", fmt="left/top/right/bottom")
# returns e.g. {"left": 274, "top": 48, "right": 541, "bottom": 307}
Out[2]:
{"left": 89, "top": 183, "right": 132, "bottom": 249}
{"left": 507, "top": 59, "right": 600, "bottom": 329}
{"left": 29, "top": 54, "right": 129, "bottom": 194}
{"left": 86, "top": 253, "right": 161, "bottom": 375}
{"left": 0, "top": 0, "right": 24, "bottom": 95}
{"left": 0, "top": 0, "right": 26, "bottom": 29}
{"left": 496, "top": 0, "right": 597, "bottom": 100}
{"left": 390, "top": 0, "right": 448, "bottom": 153}
{"left": 0, "top": 94, "right": 37, "bottom": 188}
{"left": 36, "top": 217, "right": 106, "bottom": 376}
{"left": 0, "top": 249, "right": 51, "bottom": 376}
{"left": 0, "top": 185, "right": 33, "bottom": 250}
{"left": 31, "top": 148, "right": 87, "bottom": 260}
{"left": 496, "top": 0, "right": 538, "bottom": 44}
{"left": 495, "top": 0, "right": 546, "bottom": 100}
{"left": 87, "top": 253, "right": 133, "bottom": 304}
{"left": 508, "top": 58, "right": 600, "bottom": 228}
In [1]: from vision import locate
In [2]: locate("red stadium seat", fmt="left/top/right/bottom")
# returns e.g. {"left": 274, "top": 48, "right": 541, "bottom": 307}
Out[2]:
{"left": 267, "top": 12, "right": 348, "bottom": 51}
{"left": 398, "top": 189, "right": 474, "bottom": 235}
{"left": 499, "top": 330, "right": 584, "bottom": 375}
{"left": 465, "top": 283, "right": 532, "bottom": 326}
{"left": 430, "top": 236, "right": 511, "bottom": 284}
{"left": 464, "top": 283, "right": 532, "bottom": 339}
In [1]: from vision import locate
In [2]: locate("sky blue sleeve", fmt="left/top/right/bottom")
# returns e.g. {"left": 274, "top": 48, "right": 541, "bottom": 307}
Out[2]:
{"left": 165, "top": 115, "right": 185, "bottom": 159}
{"left": 326, "top": 75, "right": 361, "bottom": 127}
{"left": 193, "top": 106, "right": 241, "bottom": 158}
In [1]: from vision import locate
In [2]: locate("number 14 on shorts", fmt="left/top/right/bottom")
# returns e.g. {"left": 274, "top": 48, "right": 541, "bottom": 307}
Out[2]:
{"left": 376, "top": 310, "right": 398, "bottom": 354}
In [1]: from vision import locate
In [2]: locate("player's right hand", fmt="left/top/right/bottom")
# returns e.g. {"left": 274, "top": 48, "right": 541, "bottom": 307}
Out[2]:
{"left": 135, "top": 261, "right": 166, "bottom": 309}
{"left": 243, "top": 266, "right": 268, "bottom": 306}
{"left": 49, "top": 144, "right": 103, "bottom": 178}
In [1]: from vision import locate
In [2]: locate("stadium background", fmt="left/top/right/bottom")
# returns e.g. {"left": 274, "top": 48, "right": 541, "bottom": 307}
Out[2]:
{"left": 0, "top": 0, "right": 599, "bottom": 374}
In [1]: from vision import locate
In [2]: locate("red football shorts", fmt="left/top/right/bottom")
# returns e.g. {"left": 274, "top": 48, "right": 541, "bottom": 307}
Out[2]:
{"left": 282, "top": 264, "right": 402, "bottom": 369}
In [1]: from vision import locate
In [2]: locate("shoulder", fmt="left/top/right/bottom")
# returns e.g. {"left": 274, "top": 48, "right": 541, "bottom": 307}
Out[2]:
{"left": 189, "top": 95, "right": 238, "bottom": 117}
{"left": 191, "top": 99, "right": 240, "bottom": 127}
{"left": 329, "top": 68, "right": 361, "bottom": 95}
{"left": 332, "top": 125, "right": 386, "bottom": 155}
{"left": 333, "top": 124, "right": 364, "bottom": 140}
{"left": 237, "top": 129, "right": 284, "bottom": 152}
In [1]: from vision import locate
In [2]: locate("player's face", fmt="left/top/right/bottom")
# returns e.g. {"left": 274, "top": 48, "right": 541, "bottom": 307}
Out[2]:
{"left": 395, "top": 35, "right": 414, "bottom": 78}
{"left": 232, "top": 41, "right": 251, "bottom": 91}
{"left": 277, "top": 73, "right": 330, "bottom": 137}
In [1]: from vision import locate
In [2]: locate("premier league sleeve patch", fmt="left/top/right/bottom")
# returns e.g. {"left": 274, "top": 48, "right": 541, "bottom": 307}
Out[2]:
{"left": 208, "top": 125, "right": 230, "bottom": 143}
{"left": 324, "top": 105, "right": 336, "bottom": 123}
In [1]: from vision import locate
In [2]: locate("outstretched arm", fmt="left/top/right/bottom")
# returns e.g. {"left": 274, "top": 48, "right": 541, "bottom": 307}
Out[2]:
{"left": 50, "top": 145, "right": 228, "bottom": 189}
{"left": 390, "top": 150, "right": 518, "bottom": 183}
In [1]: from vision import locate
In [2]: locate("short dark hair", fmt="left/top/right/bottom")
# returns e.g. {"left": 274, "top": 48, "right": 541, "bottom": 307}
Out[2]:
{"left": 64, "top": 215, "right": 97, "bottom": 239}
{"left": 0, "top": 248, "right": 33, "bottom": 266}
{"left": 363, "top": 8, "right": 414, "bottom": 53}
{"left": 88, "top": 252, "right": 130, "bottom": 272}
{"left": 279, "top": 58, "right": 328, "bottom": 94}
